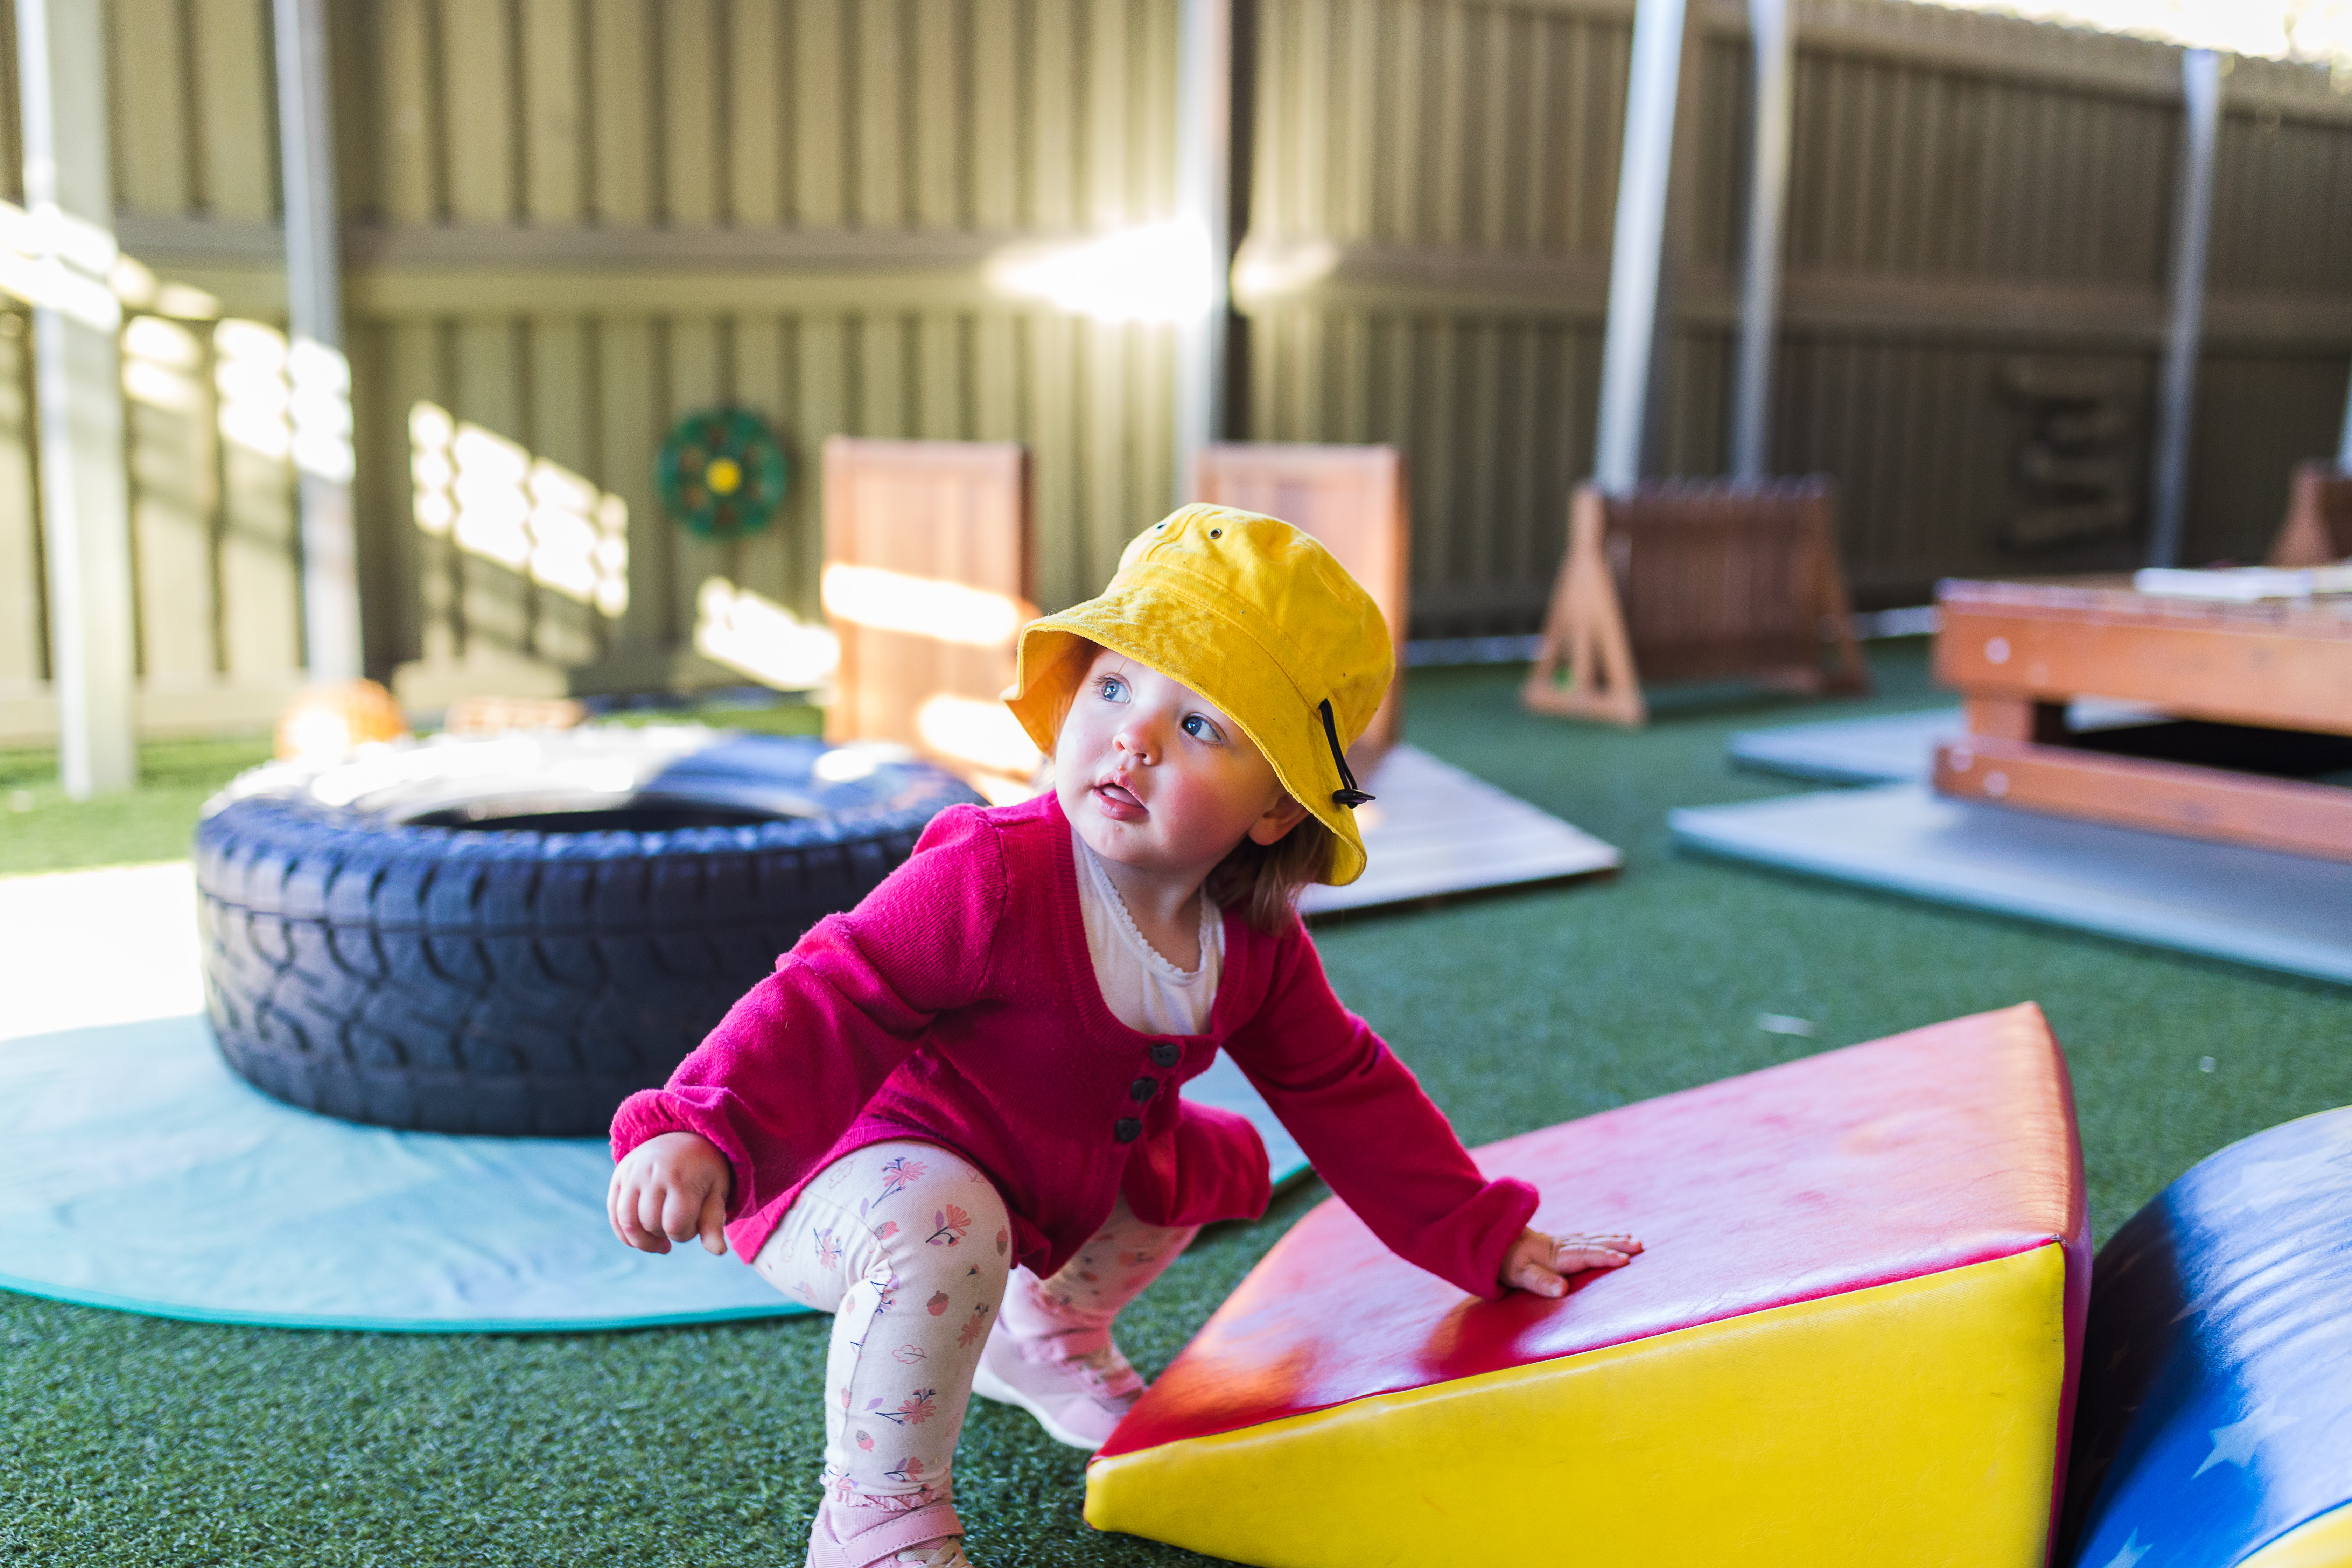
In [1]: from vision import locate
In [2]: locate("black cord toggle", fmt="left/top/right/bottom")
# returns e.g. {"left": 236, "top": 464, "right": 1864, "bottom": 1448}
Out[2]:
{"left": 1318, "top": 699, "right": 1376, "bottom": 808}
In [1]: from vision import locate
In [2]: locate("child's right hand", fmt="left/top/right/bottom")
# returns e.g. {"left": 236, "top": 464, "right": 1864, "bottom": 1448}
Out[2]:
{"left": 608, "top": 1131, "right": 733, "bottom": 1255}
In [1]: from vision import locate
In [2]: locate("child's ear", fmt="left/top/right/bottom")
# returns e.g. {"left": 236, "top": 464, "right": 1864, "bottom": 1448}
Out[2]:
{"left": 1246, "top": 792, "right": 1310, "bottom": 847}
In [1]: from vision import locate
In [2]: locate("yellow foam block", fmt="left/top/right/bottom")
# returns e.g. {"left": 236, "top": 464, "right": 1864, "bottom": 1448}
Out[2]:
{"left": 1088, "top": 1242, "right": 2070, "bottom": 1568}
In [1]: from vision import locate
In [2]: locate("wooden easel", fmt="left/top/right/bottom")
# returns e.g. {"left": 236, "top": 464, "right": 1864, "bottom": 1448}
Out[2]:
{"left": 1190, "top": 443, "right": 1410, "bottom": 771}
{"left": 1523, "top": 478, "right": 1869, "bottom": 727}
{"left": 820, "top": 437, "right": 1038, "bottom": 799}
{"left": 2267, "top": 461, "right": 2352, "bottom": 567}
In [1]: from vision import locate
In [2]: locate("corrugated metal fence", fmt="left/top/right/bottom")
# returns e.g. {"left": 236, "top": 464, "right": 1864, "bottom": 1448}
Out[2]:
{"left": 1, "top": 0, "right": 2348, "bottom": 740}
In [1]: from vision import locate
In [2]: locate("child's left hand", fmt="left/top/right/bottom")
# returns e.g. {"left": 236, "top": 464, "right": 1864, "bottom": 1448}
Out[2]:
{"left": 1500, "top": 1226, "right": 1643, "bottom": 1298}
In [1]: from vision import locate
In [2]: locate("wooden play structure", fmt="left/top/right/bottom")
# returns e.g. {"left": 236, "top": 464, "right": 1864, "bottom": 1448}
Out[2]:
{"left": 1933, "top": 576, "right": 2352, "bottom": 862}
{"left": 1191, "top": 444, "right": 1411, "bottom": 769}
{"left": 1522, "top": 479, "right": 1869, "bottom": 726}
{"left": 2267, "top": 461, "right": 2352, "bottom": 567}
{"left": 820, "top": 438, "right": 1038, "bottom": 799}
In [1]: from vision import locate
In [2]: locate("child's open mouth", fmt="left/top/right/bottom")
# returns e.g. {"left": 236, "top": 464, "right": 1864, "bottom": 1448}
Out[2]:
{"left": 1092, "top": 782, "right": 1147, "bottom": 821}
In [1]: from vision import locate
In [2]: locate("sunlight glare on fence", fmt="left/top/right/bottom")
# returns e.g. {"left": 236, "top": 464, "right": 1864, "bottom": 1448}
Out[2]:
{"left": 120, "top": 315, "right": 204, "bottom": 414}
{"left": 915, "top": 694, "right": 1043, "bottom": 778}
{"left": 694, "top": 577, "right": 839, "bottom": 691}
{"left": 408, "top": 400, "right": 629, "bottom": 617}
{"left": 820, "top": 563, "right": 1024, "bottom": 648}
{"left": 988, "top": 221, "right": 1214, "bottom": 324}
{"left": 214, "top": 320, "right": 292, "bottom": 461}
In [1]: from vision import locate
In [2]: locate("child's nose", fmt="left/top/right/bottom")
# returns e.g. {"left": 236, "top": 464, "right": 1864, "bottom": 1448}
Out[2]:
{"left": 1113, "top": 722, "right": 1160, "bottom": 765}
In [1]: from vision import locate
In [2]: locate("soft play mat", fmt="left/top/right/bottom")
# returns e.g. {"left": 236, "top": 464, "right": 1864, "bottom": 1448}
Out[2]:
{"left": 1086, "top": 1003, "right": 2088, "bottom": 1567}
{"left": 0, "top": 864, "right": 1305, "bottom": 1333}
{"left": 1728, "top": 701, "right": 2166, "bottom": 786}
{"left": 1672, "top": 784, "right": 2352, "bottom": 987}
{"left": 2060, "top": 1106, "right": 2352, "bottom": 1568}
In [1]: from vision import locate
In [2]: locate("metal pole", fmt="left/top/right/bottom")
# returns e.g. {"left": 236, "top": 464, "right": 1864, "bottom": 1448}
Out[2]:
{"left": 274, "top": 0, "right": 362, "bottom": 683}
{"left": 1593, "top": 0, "right": 1688, "bottom": 494}
{"left": 2147, "top": 48, "right": 2221, "bottom": 569}
{"left": 19, "top": 0, "right": 135, "bottom": 797}
{"left": 1730, "top": 0, "right": 1793, "bottom": 482}
{"left": 1172, "top": 0, "right": 1233, "bottom": 505}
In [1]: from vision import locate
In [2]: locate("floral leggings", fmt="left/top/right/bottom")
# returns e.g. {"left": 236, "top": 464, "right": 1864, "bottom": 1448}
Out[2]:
{"left": 753, "top": 1140, "right": 1197, "bottom": 1511}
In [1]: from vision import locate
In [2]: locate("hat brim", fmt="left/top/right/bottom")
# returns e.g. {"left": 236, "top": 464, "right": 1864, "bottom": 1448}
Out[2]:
{"left": 1005, "top": 592, "right": 1370, "bottom": 888}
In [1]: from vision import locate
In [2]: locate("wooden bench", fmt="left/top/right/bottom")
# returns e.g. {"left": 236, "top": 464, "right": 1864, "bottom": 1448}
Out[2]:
{"left": 819, "top": 437, "right": 1039, "bottom": 799}
{"left": 2267, "top": 461, "right": 2352, "bottom": 567}
{"left": 1190, "top": 443, "right": 1410, "bottom": 769}
{"left": 1523, "top": 478, "right": 1869, "bottom": 726}
{"left": 1934, "top": 575, "right": 2352, "bottom": 863}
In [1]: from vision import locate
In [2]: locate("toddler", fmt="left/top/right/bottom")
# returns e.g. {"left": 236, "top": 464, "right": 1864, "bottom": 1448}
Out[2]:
{"left": 608, "top": 505, "right": 1640, "bottom": 1568}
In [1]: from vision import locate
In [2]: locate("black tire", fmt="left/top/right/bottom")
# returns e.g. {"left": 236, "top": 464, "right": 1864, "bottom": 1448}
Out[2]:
{"left": 194, "top": 727, "right": 983, "bottom": 1136}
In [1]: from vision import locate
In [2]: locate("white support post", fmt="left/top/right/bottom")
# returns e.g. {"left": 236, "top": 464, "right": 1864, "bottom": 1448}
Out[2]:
{"left": 18, "top": 0, "right": 135, "bottom": 797}
{"left": 2147, "top": 48, "right": 2221, "bottom": 569}
{"left": 1729, "top": 0, "right": 1793, "bottom": 483}
{"left": 274, "top": 0, "right": 362, "bottom": 683}
{"left": 1172, "top": 0, "right": 1234, "bottom": 504}
{"left": 1593, "top": 0, "right": 1689, "bottom": 495}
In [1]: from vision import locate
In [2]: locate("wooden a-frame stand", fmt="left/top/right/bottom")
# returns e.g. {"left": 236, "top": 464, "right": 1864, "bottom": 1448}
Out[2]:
{"left": 1522, "top": 479, "right": 1869, "bottom": 727}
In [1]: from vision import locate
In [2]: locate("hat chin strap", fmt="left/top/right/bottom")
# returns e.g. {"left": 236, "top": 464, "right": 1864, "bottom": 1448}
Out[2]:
{"left": 1317, "top": 700, "right": 1376, "bottom": 809}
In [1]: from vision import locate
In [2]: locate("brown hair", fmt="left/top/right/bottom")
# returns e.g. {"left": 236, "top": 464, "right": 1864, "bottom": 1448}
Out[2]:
{"left": 1046, "top": 637, "right": 1335, "bottom": 932}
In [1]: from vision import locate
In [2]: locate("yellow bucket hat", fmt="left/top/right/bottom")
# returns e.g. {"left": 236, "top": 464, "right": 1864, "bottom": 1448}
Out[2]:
{"left": 1004, "top": 504, "right": 1392, "bottom": 887}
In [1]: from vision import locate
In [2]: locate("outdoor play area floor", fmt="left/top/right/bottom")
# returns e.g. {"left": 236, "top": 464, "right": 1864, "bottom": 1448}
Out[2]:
{"left": 6, "top": 642, "right": 2349, "bottom": 1567}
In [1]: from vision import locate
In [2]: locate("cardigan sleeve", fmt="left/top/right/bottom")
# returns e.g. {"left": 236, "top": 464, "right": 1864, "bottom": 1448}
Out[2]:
{"left": 1221, "top": 919, "right": 1538, "bottom": 1301}
{"left": 608, "top": 803, "right": 1009, "bottom": 1224}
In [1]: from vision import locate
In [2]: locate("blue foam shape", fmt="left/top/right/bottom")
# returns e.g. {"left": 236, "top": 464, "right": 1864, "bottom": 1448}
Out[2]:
{"left": 2061, "top": 1107, "right": 2352, "bottom": 1567}
{"left": 0, "top": 1013, "right": 1309, "bottom": 1333}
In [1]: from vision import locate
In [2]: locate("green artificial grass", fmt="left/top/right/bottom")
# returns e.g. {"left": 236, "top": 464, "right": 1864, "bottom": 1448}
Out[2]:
{"left": 0, "top": 696, "right": 823, "bottom": 880}
{"left": 5, "top": 645, "right": 2347, "bottom": 1566}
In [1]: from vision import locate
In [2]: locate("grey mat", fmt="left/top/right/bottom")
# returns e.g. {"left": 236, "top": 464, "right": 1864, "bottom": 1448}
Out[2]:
{"left": 1728, "top": 701, "right": 2170, "bottom": 785}
{"left": 1670, "top": 784, "right": 2352, "bottom": 986}
{"left": 1301, "top": 744, "right": 1619, "bottom": 916}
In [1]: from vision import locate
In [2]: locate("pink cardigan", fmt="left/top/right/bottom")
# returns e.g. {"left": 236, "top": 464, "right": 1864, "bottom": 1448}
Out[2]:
{"left": 610, "top": 790, "right": 1539, "bottom": 1300}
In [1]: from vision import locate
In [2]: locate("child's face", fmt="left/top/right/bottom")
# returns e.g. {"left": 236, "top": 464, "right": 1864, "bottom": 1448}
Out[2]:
{"left": 1055, "top": 649, "right": 1306, "bottom": 881}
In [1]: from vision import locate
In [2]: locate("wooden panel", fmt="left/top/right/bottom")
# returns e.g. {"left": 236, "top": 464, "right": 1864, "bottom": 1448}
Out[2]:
{"left": 969, "top": 0, "right": 1017, "bottom": 230}
{"left": 1937, "top": 580, "right": 2352, "bottom": 738}
{"left": 729, "top": 314, "right": 794, "bottom": 611}
{"left": 854, "top": 0, "right": 906, "bottom": 228}
{"left": 442, "top": 0, "right": 517, "bottom": 222}
{"left": 451, "top": 320, "right": 530, "bottom": 662}
{"left": 123, "top": 315, "right": 221, "bottom": 681}
{"left": 376, "top": 0, "right": 441, "bottom": 223}
{"left": 520, "top": 0, "right": 587, "bottom": 224}
{"left": 820, "top": 436, "right": 1033, "bottom": 786}
{"left": 589, "top": 0, "right": 654, "bottom": 224}
{"left": 597, "top": 315, "right": 665, "bottom": 650}
{"left": 791, "top": 0, "right": 846, "bottom": 226}
{"left": 110, "top": 0, "right": 192, "bottom": 215}
{"left": 526, "top": 316, "right": 600, "bottom": 667}
{"left": 1934, "top": 734, "right": 2352, "bottom": 864}
{"left": 662, "top": 0, "right": 722, "bottom": 225}
{"left": 728, "top": 0, "right": 784, "bottom": 227}
{"left": 215, "top": 321, "right": 303, "bottom": 679}
{"left": 189, "top": 0, "right": 276, "bottom": 220}
{"left": 1192, "top": 442, "right": 1410, "bottom": 757}
{"left": 663, "top": 317, "right": 730, "bottom": 650}
{"left": 0, "top": 317, "right": 41, "bottom": 684}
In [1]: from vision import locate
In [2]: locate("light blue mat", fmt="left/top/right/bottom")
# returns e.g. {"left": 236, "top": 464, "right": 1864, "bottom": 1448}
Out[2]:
{"left": 1672, "top": 784, "right": 2352, "bottom": 987}
{"left": 0, "top": 1011, "right": 1307, "bottom": 1334}
{"left": 1728, "top": 708, "right": 1959, "bottom": 784}
{"left": 1727, "top": 701, "right": 2165, "bottom": 785}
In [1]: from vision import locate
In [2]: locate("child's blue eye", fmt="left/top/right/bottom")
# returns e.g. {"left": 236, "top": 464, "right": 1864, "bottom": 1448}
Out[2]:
{"left": 1182, "top": 715, "right": 1218, "bottom": 741}
{"left": 1098, "top": 677, "right": 1127, "bottom": 702}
